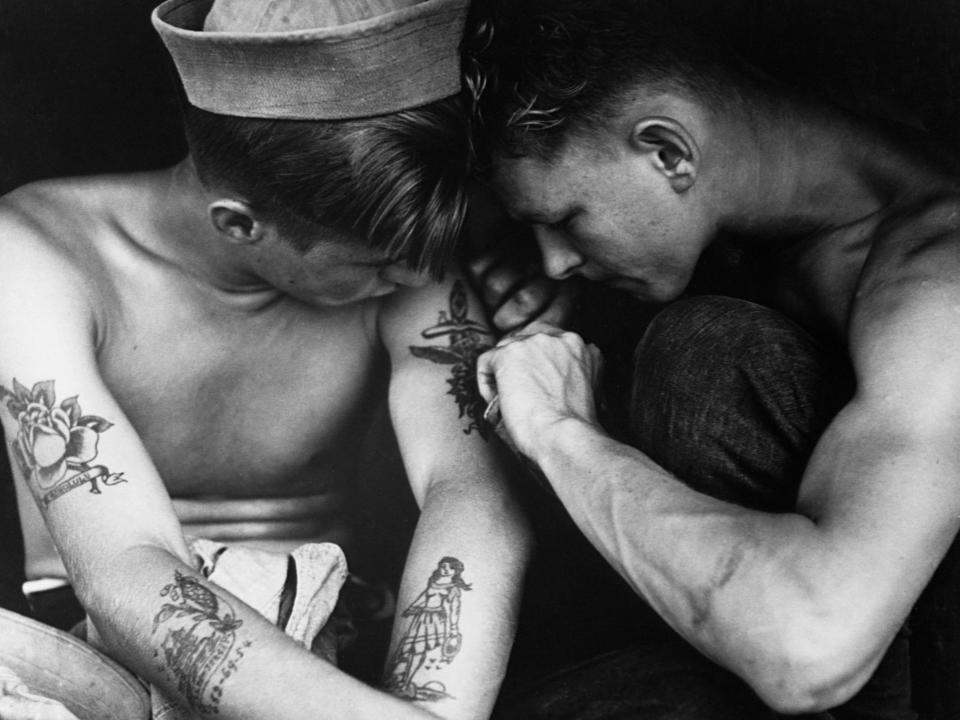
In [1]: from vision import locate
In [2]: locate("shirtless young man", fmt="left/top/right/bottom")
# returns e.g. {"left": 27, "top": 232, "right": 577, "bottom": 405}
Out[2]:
{"left": 467, "top": 0, "right": 960, "bottom": 717}
{"left": 0, "top": 1, "right": 530, "bottom": 719}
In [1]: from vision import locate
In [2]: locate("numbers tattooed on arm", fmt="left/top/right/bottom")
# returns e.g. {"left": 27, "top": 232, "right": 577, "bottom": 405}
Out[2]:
{"left": 410, "top": 281, "right": 494, "bottom": 438}
{"left": 385, "top": 557, "right": 471, "bottom": 702}
{"left": 152, "top": 571, "right": 252, "bottom": 715}
{"left": 0, "top": 378, "right": 125, "bottom": 507}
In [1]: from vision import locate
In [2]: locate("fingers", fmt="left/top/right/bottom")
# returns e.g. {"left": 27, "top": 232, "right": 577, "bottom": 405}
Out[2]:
{"left": 466, "top": 247, "right": 577, "bottom": 334}
{"left": 465, "top": 250, "right": 499, "bottom": 285}
{"left": 471, "top": 255, "right": 541, "bottom": 311}
{"left": 490, "top": 276, "right": 560, "bottom": 333}
{"left": 466, "top": 248, "right": 530, "bottom": 303}
{"left": 491, "top": 276, "right": 584, "bottom": 334}
{"left": 497, "top": 320, "right": 567, "bottom": 346}
{"left": 475, "top": 351, "right": 498, "bottom": 404}
{"left": 531, "top": 282, "right": 579, "bottom": 328}
{"left": 487, "top": 329, "right": 603, "bottom": 389}
{"left": 476, "top": 354, "right": 510, "bottom": 446}
{"left": 481, "top": 393, "right": 501, "bottom": 426}
{"left": 587, "top": 343, "right": 605, "bottom": 389}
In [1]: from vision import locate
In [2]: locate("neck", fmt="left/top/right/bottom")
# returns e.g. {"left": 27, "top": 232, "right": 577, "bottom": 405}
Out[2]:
{"left": 713, "top": 94, "right": 934, "bottom": 243}
{"left": 137, "top": 159, "right": 284, "bottom": 309}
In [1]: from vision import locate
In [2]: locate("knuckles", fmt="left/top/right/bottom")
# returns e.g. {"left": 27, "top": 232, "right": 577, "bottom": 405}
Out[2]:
{"left": 483, "top": 266, "right": 526, "bottom": 300}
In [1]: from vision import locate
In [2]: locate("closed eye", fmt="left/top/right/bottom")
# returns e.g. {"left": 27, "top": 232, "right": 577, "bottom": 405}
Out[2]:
{"left": 548, "top": 211, "right": 580, "bottom": 233}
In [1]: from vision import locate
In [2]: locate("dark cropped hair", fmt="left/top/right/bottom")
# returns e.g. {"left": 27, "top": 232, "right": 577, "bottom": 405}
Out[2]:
{"left": 182, "top": 98, "right": 472, "bottom": 279}
{"left": 465, "top": 0, "right": 758, "bottom": 162}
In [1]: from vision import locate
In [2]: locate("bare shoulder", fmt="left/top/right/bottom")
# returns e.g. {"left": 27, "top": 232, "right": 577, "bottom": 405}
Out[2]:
{"left": 0, "top": 183, "right": 75, "bottom": 276}
{"left": 850, "top": 189, "right": 960, "bottom": 393}
{"left": 0, "top": 175, "right": 110, "bottom": 254}
{"left": 860, "top": 190, "right": 960, "bottom": 287}
{"left": 0, "top": 178, "right": 111, "bottom": 330}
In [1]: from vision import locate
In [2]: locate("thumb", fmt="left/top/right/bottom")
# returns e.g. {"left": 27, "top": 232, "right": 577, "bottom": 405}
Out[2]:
{"left": 475, "top": 349, "right": 498, "bottom": 405}
{"left": 587, "top": 343, "right": 605, "bottom": 388}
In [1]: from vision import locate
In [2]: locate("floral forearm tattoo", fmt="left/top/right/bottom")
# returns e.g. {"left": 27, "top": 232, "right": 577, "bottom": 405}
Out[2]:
{"left": 1, "top": 378, "right": 125, "bottom": 507}
{"left": 152, "top": 571, "right": 251, "bottom": 715}
{"left": 410, "top": 281, "right": 494, "bottom": 438}
{"left": 385, "top": 556, "right": 471, "bottom": 702}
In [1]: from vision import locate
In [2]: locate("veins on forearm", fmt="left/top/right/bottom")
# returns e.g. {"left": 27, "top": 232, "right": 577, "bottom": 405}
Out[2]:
{"left": 410, "top": 281, "right": 494, "bottom": 438}
{"left": 151, "top": 571, "right": 252, "bottom": 715}
{"left": 0, "top": 378, "right": 126, "bottom": 507}
{"left": 385, "top": 556, "right": 472, "bottom": 702}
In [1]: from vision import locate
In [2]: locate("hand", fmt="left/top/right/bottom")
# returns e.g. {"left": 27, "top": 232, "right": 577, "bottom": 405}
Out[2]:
{"left": 476, "top": 322, "right": 604, "bottom": 462}
{"left": 462, "top": 182, "right": 580, "bottom": 333}
{"left": 466, "top": 248, "right": 580, "bottom": 334}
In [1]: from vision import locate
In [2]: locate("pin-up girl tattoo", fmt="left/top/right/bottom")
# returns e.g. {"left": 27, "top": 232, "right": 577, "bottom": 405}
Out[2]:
{"left": 0, "top": 378, "right": 125, "bottom": 507}
{"left": 386, "top": 557, "right": 472, "bottom": 702}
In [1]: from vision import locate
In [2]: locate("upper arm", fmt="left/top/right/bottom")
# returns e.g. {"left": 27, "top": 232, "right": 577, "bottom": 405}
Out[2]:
{"left": 377, "top": 272, "right": 503, "bottom": 504}
{"left": 0, "top": 222, "right": 188, "bottom": 592}
{"left": 796, "top": 197, "right": 960, "bottom": 639}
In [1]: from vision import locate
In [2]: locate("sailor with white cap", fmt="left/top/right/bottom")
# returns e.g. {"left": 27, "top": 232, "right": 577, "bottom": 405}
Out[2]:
{"left": 0, "top": 1, "right": 530, "bottom": 719}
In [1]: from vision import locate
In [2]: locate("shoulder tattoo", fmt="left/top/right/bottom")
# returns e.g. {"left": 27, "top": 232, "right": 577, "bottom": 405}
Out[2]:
{"left": 409, "top": 281, "right": 494, "bottom": 438}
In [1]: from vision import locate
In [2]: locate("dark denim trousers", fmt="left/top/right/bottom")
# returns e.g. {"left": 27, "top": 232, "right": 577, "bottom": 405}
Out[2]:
{"left": 496, "top": 296, "right": 914, "bottom": 720}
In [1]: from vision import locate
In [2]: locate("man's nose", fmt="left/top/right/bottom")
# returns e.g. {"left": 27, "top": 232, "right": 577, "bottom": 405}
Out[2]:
{"left": 380, "top": 262, "right": 431, "bottom": 288}
{"left": 533, "top": 226, "right": 585, "bottom": 280}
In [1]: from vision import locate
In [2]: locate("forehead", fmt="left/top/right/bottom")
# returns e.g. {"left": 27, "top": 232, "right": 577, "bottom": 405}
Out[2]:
{"left": 490, "top": 133, "right": 618, "bottom": 222}
{"left": 492, "top": 155, "right": 562, "bottom": 220}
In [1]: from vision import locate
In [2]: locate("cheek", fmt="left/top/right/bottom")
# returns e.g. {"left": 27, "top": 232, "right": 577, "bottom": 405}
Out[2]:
{"left": 326, "top": 272, "right": 381, "bottom": 299}
{"left": 576, "top": 212, "right": 652, "bottom": 269}
{"left": 290, "top": 266, "right": 379, "bottom": 304}
{"left": 580, "top": 216, "right": 692, "bottom": 280}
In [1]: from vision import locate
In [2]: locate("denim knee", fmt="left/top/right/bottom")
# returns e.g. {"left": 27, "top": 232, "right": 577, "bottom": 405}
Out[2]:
{"left": 628, "top": 295, "right": 853, "bottom": 511}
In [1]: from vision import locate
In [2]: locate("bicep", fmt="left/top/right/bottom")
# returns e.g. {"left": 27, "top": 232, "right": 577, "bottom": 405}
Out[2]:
{"left": 0, "top": 276, "right": 187, "bottom": 584}
{"left": 378, "top": 274, "right": 501, "bottom": 502}
{"left": 796, "top": 295, "right": 960, "bottom": 628}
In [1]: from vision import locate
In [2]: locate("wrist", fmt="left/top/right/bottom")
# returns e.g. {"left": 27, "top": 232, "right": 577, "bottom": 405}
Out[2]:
{"left": 528, "top": 415, "right": 604, "bottom": 470}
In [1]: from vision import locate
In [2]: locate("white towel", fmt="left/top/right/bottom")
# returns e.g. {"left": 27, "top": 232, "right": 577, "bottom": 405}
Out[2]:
{"left": 140, "top": 538, "right": 347, "bottom": 720}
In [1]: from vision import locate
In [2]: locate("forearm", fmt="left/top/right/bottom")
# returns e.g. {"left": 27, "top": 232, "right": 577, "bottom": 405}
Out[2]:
{"left": 532, "top": 419, "right": 890, "bottom": 711}
{"left": 386, "top": 479, "right": 531, "bottom": 720}
{"left": 80, "top": 545, "right": 436, "bottom": 720}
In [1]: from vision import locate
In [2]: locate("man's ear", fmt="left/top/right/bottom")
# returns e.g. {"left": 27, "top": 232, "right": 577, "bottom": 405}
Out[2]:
{"left": 209, "top": 199, "right": 267, "bottom": 245}
{"left": 629, "top": 117, "right": 699, "bottom": 193}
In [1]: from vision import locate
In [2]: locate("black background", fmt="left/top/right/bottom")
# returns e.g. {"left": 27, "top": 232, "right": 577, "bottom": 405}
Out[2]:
{"left": 1, "top": 0, "right": 959, "bottom": 714}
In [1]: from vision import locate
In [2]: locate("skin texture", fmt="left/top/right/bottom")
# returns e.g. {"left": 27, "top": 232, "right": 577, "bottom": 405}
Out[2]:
{"left": 0, "top": 159, "right": 530, "bottom": 720}
{"left": 476, "top": 85, "right": 960, "bottom": 712}
{"left": 0, "top": 666, "right": 80, "bottom": 720}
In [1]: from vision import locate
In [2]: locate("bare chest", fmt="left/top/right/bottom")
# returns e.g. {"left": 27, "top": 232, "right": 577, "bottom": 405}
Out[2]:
{"left": 97, "top": 292, "right": 386, "bottom": 497}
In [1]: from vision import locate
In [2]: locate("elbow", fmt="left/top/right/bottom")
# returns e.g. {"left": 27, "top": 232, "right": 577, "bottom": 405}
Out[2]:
{"left": 71, "top": 542, "right": 193, "bottom": 669}
{"left": 752, "top": 667, "right": 865, "bottom": 715}
{"left": 71, "top": 542, "right": 184, "bottom": 629}
{"left": 741, "top": 618, "right": 887, "bottom": 714}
